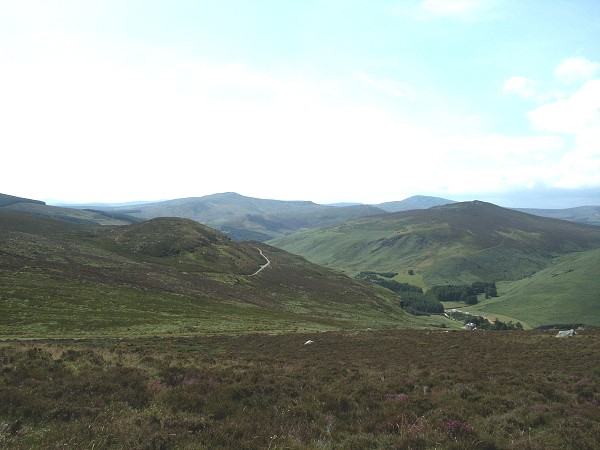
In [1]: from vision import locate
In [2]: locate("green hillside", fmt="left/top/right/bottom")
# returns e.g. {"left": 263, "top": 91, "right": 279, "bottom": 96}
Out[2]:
{"left": 270, "top": 201, "right": 600, "bottom": 281}
{"left": 104, "top": 192, "right": 385, "bottom": 241}
{"left": 0, "top": 211, "right": 438, "bottom": 337}
{"left": 269, "top": 201, "right": 600, "bottom": 327}
{"left": 465, "top": 249, "right": 600, "bottom": 328}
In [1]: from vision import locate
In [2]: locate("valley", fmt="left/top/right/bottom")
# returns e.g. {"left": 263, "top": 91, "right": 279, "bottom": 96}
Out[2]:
{"left": 0, "top": 209, "right": 440, "bottom": 338}
{"left": 2, "top": 192, "right": 600, "bottom": 332}
{"left": 270, "top": 201, "right": 600, "bottom": 329}
{"left": 1, "top": 191, "right": 600, "bottom": 448}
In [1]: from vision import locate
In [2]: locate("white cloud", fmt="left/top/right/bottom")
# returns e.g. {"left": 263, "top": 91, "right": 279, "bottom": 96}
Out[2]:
{"left": 502, "top": 76, "right": 538, "bottom": 101}
{"left": 1, "top": 18, "right": 599, "bottom": 204}
{"left": 526, "top": 79, "right": 600, "bottom": 189}
{"left": 528, "top": 80, "right": 600, "bottom": 134}
{"left": 356, "top": 73, "right": 417, "bottom": 99}
{"left": 0, "top": 40, "right": 591, "bottom": 203}
{"left": 503, "top": 58, "right": 600, "bottom": 104}
{"left": 554, "top": 57, "right": 600, "bottom": 84}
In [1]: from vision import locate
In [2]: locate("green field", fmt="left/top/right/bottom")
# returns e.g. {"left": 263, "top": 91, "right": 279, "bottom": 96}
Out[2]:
{"left": 465, "top": 249, "right": 600, "bottom": 328}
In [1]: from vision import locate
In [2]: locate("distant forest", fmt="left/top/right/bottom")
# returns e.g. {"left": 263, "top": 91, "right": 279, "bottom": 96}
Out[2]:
{"left": 429, "top": 282, "right": 498, "bottom": 305}
{"left": 356, "top": 272, "right": 498, "bottom": 316}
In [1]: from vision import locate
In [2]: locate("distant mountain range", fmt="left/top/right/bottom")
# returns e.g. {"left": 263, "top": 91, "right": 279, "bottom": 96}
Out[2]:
{"left": 93, "top": 192, "right": 385, "bottom": 241}
{"left": 3, "top": 191, "right": 600, "bottom": 240}
{"left": 2, "top": 191, "right": 600, "bottom": 329}
{"left": 0, "top": 193, "right": 139, "bottom": 226}
{"left": 90, "top": 192, "right": 600, "bottom": 238}
{"left": 516, "top": 205, "right": 600, "bottom": 226}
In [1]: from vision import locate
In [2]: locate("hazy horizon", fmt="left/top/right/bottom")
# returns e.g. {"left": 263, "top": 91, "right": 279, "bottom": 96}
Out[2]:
{"left": 1, "top": 1, "right": 599, "bottom": 207}
{"left": 38, "top": 187, "right": 600, "bottom": 210}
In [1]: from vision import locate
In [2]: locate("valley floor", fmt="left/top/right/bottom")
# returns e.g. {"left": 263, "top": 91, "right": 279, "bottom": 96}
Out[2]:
{"left": 1, "top": 330, "right": 599, "bottom": 449}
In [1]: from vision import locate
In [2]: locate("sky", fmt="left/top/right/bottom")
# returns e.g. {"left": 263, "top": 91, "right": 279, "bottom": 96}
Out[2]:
{"left": 1, "top": 0, "right": 600, "bottom": 208}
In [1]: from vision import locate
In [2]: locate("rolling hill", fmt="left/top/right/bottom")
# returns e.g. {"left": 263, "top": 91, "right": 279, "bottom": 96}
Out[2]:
{"left": 516, "top": 205, "right": 600, "bottom": 226}
{"left": 0, "top": 192, "right": 139, "bottom": 226}
{"left": 269, "top": 200, "right": 600, "bottom": 284}
{"left": 100, "top": 192, "right": 385, "bottom": 241}
{"left": 269, "top": 201, "right": 600, "bottom": 327}
{"left": 465, "top": 248, "right": 600, "bottom": 328}
{"left": 375, "top": 195, "right": 456, "bottom": 212}
{"left": 0, "top": 210, "right": 438, "bottom": 337}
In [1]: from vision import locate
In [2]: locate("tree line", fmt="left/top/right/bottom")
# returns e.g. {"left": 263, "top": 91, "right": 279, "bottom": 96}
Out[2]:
{"left": 356, "top": 272, "right": 423, "bottom": 295}
{"left": 355, "top": 271, "right": 499, "bottom": 316}
{"left": 428, "top": 282, "right": 498, "bottom": 305}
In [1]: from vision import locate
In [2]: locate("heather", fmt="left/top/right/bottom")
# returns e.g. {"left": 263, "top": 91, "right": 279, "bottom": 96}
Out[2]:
{"left": 1, "top": 330, "right": 598, "bottom": 449}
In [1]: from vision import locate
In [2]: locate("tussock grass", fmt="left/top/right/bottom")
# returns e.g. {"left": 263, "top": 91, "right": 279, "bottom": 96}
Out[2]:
{"left": 1, "top": 330, "right": 599, "bottom": 449}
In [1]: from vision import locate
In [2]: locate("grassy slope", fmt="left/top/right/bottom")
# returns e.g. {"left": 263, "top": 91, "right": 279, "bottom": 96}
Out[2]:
{"left": 0, "top": 212, "right": 440, "bottom": 337}
{"left": 269, "top": 201, "right": 600, "bottom": 327}
{"left": 465, "top": 248, "right": 600, "bottom": 328}
{"left": 270, "top": 201, "right": 600, "bottom": 281}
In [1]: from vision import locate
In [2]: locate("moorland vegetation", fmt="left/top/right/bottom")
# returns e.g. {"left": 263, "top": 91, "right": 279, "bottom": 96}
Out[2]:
{"left": 1, "top": 331, "right": 599, "bottom": 449}
{"left": 1, "top": 193, "right": 600, "bottom": 448}
{"left": 0, "top": 211, "right": 440, "bottom": 338}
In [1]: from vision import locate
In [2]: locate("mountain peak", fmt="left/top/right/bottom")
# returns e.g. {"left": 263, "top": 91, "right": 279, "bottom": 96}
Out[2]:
{"left": 376, "top": 195, "right": 456, "bottom": 212}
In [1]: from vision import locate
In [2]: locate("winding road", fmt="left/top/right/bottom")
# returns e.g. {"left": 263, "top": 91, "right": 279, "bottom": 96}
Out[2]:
{"left": 249, "top": 247, "right": 270, "bottom": 276}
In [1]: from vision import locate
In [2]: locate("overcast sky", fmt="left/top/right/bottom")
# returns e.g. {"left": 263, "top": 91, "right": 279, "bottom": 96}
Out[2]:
{"left": 1, "top": 1, "right": 599, "bottom": 208}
